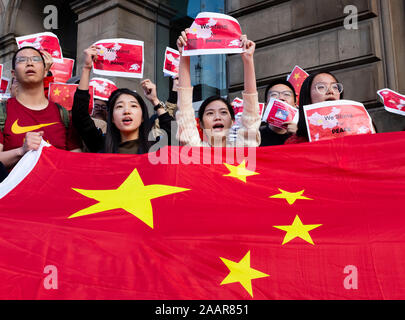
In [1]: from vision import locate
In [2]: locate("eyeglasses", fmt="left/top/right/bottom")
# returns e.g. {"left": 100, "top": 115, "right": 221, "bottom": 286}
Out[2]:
{"left": 15, "top": 56, "right": 43, "bottom": 64}
{"left": 268, "top": 91, "right": 294, "bottom": 99}
{"left": 314, "top": 82, "right": 344, "bottom": 94}
{"left": 94, "top": 103, "right": 107, "bottom": 111}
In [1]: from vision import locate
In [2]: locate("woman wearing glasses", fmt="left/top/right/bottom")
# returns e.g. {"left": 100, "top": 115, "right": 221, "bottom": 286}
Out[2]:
{"left": 285, "top": 71, "right": 370, "bottom": 144}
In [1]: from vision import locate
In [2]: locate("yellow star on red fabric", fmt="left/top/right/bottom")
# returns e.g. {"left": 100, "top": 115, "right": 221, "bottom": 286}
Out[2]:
{"left": 273, "top": 215, "right": 322, "bottom": 245}
{"left": 53, "top": 88, "right": 61, "bottom": 96}
{"left": 220, "top": 251, "right": 269, "bottom": 297}
{"left": 293, "top": 73, "right": 301, "bottom": 80}
{"left": 223, "top": 160, "right": 259, "bottom": 183}
{"left": 69, "top": 168, "right": 189, "bottom": 228}
{"left": 270, "top": 189, "right": 312, "bottom": 205}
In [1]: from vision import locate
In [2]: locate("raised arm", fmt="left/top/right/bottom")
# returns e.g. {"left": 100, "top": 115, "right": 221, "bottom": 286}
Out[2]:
{"left": 237, "top": 36, "right": 261, "bottom": 147}
{"left": 175, "top": 29, "right": 203, "bottom": 146}
{"left": 72, "top": 46, "right": 104, "bottom": 152}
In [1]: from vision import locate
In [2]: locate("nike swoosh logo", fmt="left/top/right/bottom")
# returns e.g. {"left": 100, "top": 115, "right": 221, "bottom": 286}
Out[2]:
{"left": 11, "top": 119, "right": 58, "bottom": 134}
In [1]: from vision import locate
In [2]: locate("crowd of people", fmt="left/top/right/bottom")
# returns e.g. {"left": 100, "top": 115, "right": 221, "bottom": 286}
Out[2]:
{"left": 0, "top": 27, "right": 399, "bottom": 182}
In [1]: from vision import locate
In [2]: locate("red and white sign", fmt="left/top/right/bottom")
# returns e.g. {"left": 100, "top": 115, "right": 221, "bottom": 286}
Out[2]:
{"left": 50, "top": 58, "right": 75, "bottom": 83}
{"left": 286, "top": 65, "right": 309, "bottom": 106}
{"left": 89, "top": 77, "right": 117, "bottom": 101}
{"left": 377, "top": 88, "right": 405, "bottom": 116}
{"left": 49, "top": 82, "right": 94, "bottom": 113}
{"left": 0, "top": 77, "right": 9, "bottom": 94}
{"left": 183, "top": 12, "right": 243, "bottom": 56}
{"left": 163, "top": 47, "right": 180, "bottom": 77}
{"left": 231, "top": 97, "right": 264, "bottom": 116}
{"left": 16, "top": 32, "right": 64, "bottom": 63}
{"left": 262, "top": 98, "right": 299, "bottom": 128}
{"left": 304, "top": 100, "right": 374, "bottom": 142}
{"left": 93, "top": 38, "right": 144, "bottom": 78}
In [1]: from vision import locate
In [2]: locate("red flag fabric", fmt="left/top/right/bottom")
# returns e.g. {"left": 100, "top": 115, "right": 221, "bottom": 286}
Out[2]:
{"left": 16, "top": 32, "right": 64, "bottom": 63}
{"left": 287, "top": 65, "right": 309, "bottom": 106}
{"left": 184, "top": 12, "right": 243, "bottom": 56}
{"left": 93, "top": 39, "right": 144, "bottom": 78}
{"left": 377, "top": 88, "right": 405, "bottom": 116}
{"left": 49, "top": 83, "right": 94, "bottom": 113}
{"left": 50, "top": 58, "right": 75, "bottom": 83}
{"left": 0, "top": 64, "right": 2, "bottom": 82}
{"left": 0, "top": 132, "right": 405, "bottom": 299}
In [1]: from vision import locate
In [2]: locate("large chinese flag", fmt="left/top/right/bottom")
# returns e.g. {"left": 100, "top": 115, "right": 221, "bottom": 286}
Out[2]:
{"left": 0, "top": 132, "right": 405, "bottom": 299}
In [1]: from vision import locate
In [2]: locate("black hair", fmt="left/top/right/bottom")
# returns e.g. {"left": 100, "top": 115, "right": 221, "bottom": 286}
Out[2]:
{"left": 104, "top": 88, "right": 152, "bottom": 154}
{"left": 198, "top": 95, "right": 235, "bottom": 127}
{"left": 12, "top": 46, "right": 46, "bottom": 70}
{"left": 264, "top": 79, "right": 297, "bottom": 104}
{"left": 296, "top": 71, "right": 343, "bottom": 139}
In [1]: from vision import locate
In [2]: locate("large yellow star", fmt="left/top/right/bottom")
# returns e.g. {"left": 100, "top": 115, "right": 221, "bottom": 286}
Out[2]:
{"left": 270, "top": 189, "right": 312, "bottom": 205}
{"left": 220, "top": 251, "right": 269, "bottom": 297}
{"left": 53, "top": 88, "right": 61, "bottom": 96}
{"left": 69, "top": 168, "right": 189, "bottom": 228}
{"left": 223, "top": 160, "right": 259, "bottom": 183}
{"left": 273, "top": 215, "right": 322, "bottom": 245}
{"left": 293, "top": 73, "right": 301, "bottom": 80}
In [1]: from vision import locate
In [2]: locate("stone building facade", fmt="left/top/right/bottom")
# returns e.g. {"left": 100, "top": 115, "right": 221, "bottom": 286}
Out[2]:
{"left": 0, "top": 0, "right": 404, "bottom": 132}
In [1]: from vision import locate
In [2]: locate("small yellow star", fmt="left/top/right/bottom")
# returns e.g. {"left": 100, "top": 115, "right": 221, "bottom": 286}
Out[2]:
{"left": 69, "top": 168, "right": 189, "bottom": 228}
{"left": 223, "top": 160, "right": 259, "bottom": 183}
{"left": 53, "top": 88, "right": 61, "bottom": 96}
{"left": 294, "top": 73, "right": 300, "bottom": 80}
{"left": 220, "top": 251, "right": 269, "bottom": 297}
{"left": 273, "top": 215, "right": 322, "bottom": 245}
{"left": 270, "top": 189, "right": 312, "bottom": 205}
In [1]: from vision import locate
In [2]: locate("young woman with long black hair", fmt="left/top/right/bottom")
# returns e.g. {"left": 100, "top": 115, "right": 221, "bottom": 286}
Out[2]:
{"left": 72, "top": 46, "right": 174, "bottom": 154}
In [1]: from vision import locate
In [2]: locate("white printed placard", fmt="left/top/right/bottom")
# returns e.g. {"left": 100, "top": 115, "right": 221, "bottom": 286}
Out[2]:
{"left": 303, "top": 100, "right": 374, "bottom": 142}
{"left": 93, "top": 38, "right": 144, "bottom": 78}
{"left": 183, "top": 12, "right": 243, "bottom": 56}
{"left": 262, "top": 98, "right": 299, "bottom": 128}
{"left": 16, "top": 32, "right": 64, "bottom": 63}
{"left": 163, "top": 47, "right": 180, "bottom": 77}
{"left": 377, "top": 88, "right": 405, "bottom": 116}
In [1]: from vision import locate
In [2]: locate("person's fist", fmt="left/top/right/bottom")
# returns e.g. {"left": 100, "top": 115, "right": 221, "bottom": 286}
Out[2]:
{"left": 83, "top": 46, "right": 99, "bottom": 70}
{"left": 141, "top": 79, "right": 159, "bottom": 105}
{"left": 21, "top": 131, "right": 43, "bottom": 155}
{"left": 176, "top": 29, "right": 189, "bottom": 54}
{"left": 281, "top": 122, "right": 298, "bottom": 135}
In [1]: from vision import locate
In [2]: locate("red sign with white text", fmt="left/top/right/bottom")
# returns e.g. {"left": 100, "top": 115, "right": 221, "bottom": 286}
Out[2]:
{"left": 49, "top": 83, "right": 94, "bottom": 113}
{"left": 183, "top": 12, "right": 243, "bottom": 56}
{"left": 50, "top": 58, "right": 75, "bottom": 83}
{"left": 93, "top": 39, "right": 144, "bottom": 78}
{"left": 304, "top": 100, "right": 374, "bottom": 142}
{"left": 89, "top": 78, "right": 117, "bottom": 101}
{"left": 16, "top": 32, "right": 64, "bottom": 63}
{"left": 262, "top": 98, "right": 299, "bottom": 128}
{"left": 163, "top": 47, "right": 180, "bottom": 77}
{"left": 377, "top": 88, "right": 405, "bottom": 116}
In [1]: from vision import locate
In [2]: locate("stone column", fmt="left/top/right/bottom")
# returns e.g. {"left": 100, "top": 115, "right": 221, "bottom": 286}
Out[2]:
{"left": 71, "top": 0, "right": 175, "bottom": 101}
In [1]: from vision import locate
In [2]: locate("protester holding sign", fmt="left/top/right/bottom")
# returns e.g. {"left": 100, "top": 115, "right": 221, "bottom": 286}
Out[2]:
{"left": 72, "top": 46, "right": 174, "bottom": 154}
{"left": 176, "top": 29, "right": 260, "bottom": 147}
{"left": 286, "top": 72, "right": 375, "bottom": 144}
{"left": 260, "top": 79, "right": 298, "bottom": 146}
{"left": 0, "top": 46, "right": 81, "bottom": 170}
